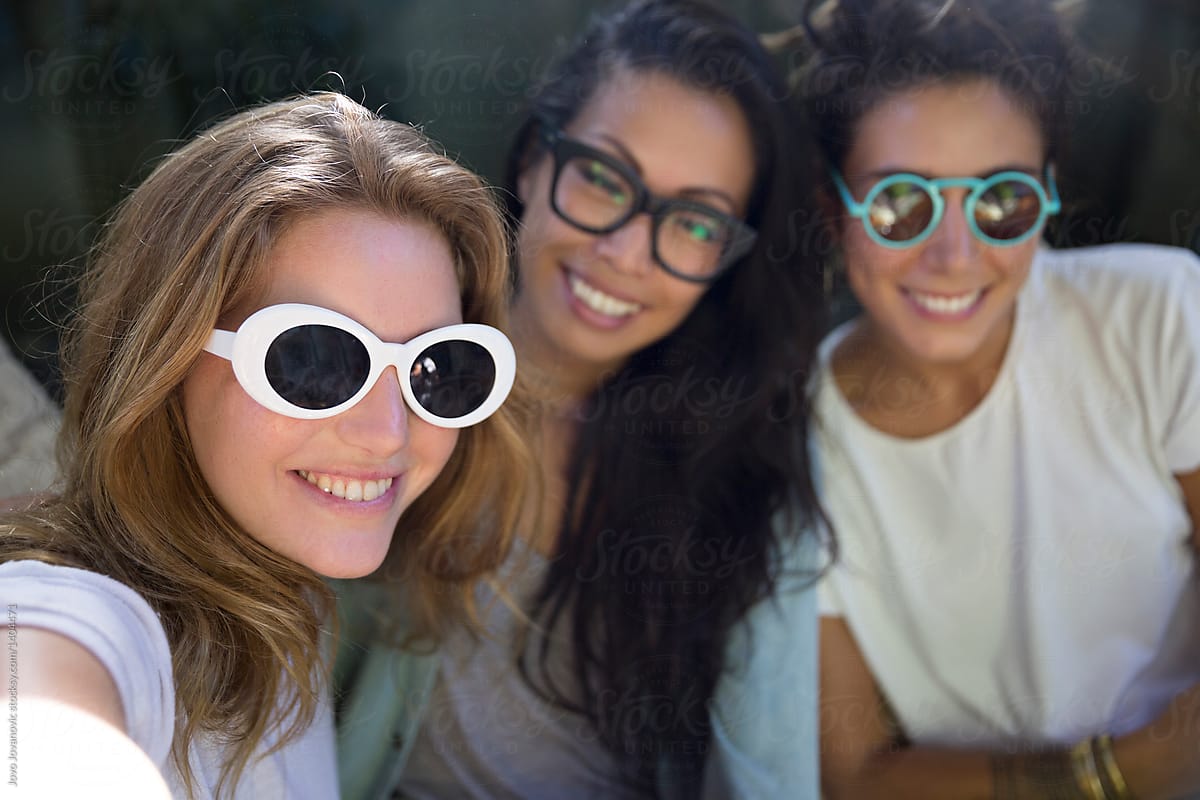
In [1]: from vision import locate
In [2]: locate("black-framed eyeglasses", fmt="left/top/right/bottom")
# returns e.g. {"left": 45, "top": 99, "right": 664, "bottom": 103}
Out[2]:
{"left": 538, "top": 127, "right": 757, "bottom": 283}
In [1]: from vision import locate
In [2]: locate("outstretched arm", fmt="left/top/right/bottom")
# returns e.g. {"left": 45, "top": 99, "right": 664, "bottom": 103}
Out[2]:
{"left": 14, "top": 628, "right": 170, "bottom": 798}
{"left": 20, "top": 627, "right": 127, "bottom": 730}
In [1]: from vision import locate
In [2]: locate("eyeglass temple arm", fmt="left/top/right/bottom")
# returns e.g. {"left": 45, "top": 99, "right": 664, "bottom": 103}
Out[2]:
{"left": 1044, "top": 166, "right": 1062, "bottom": 214}
{"left": 535, "top": 118, "right": 561, "bottom": 147}
{"left": 203, "top": 329, "right": 235, "bottom": 359}
{"left": 828, "top": 168, "right": 869, "bottom": 217}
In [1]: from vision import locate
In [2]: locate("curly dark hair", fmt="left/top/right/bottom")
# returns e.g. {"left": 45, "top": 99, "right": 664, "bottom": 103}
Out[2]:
{"left": 795, "top": 0, "right": 1088, "bottom": 172}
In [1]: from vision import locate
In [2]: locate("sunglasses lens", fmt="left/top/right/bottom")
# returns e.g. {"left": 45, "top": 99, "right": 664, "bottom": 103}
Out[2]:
{"left": 409, "top": 339, "right": 496, "bottom": 419}
{"left": 868, "top": 181, "right": 935, "bottom": 242}
{"left": 974, "top": 179, "right": 1042, "bottom": 241}
{"left": 555, "top": 154, "right": 636, "bottom": 231}
{"left": 265, "top": 325, "right": 370, "bottom": 410}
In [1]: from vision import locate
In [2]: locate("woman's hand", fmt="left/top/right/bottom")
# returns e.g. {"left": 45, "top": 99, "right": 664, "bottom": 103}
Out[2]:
{"left": 821, "top": 616, "right": 1200, "bottom": 800}
{"left": 1114, "top": 682, "right": 1200, "bottom": 799}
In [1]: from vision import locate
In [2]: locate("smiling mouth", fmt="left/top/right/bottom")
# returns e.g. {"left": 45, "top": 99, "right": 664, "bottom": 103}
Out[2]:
{"left": 905, "top": 288, "right": 985, "bottom": 315}
{"left": 567, "top": 272, "right": 642, "bottom": 317}
{"left": 296, "top": 470, "right": 394, "bottom": 502}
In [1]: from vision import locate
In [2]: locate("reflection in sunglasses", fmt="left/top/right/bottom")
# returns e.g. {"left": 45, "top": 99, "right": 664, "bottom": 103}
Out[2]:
{"left": 832, "top": 166, "right": 1060, "bottom": 248}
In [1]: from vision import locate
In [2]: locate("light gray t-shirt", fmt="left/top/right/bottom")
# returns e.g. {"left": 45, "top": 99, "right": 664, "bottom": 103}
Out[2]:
{"left": 0, "top": 559, "right": 340, "bottom": 798}
{"left": 396, "top": 540, "right": 647, "bottom": 799}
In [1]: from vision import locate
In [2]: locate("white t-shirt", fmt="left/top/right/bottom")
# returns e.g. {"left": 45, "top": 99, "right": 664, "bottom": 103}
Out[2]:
{"left": 0, "top": 559, "right": 339, "bottom": 798}
{"left": 816, "top": 244, "right": 1200, "bottom": 749}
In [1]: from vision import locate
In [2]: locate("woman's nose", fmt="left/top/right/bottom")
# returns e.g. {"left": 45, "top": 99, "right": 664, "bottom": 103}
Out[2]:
{"left": 593, "top": 213, "right": 656, "bottom": 277}
{"left": 336, "top": 366, "right": 409, "bottom": 455}
{"left": 923, "top": 192, "right": 979, "bottom": 271}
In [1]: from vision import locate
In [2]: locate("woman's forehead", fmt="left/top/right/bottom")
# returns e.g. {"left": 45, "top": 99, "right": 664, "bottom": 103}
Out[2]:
{"left": 846, "top": 79, "right": 1045, "bottom": 176}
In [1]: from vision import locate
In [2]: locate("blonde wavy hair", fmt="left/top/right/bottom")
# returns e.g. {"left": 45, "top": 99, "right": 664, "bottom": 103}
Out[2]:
{"left": 0, "top": 92, "right": 531, "bottom": 798}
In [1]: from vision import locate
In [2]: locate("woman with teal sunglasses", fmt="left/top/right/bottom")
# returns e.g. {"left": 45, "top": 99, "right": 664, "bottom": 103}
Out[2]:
{"left": 798, "top": 0, "right": 1200, "bottom": 798}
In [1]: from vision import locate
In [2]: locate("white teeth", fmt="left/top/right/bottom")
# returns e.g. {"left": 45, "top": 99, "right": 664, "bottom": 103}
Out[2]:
{"left": 909, "top": 289, "right": 982, "bottom": 315}
{"left": 568, "top": 274, "right": 642, "bottom": 317}
{"left": 297, "top": 471, "right": 393, "bottom": 503}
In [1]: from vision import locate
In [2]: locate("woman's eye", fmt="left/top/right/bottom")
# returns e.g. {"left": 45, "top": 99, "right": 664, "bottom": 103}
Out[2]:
{"left": 672, "top": 214, "right": 723, "bottom": 243}
{"left": 583, "top": 161, "right": 629, "bottom": 204}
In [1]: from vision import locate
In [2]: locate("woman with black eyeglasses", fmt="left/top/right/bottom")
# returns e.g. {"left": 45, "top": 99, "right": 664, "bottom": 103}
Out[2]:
{"left": 334, "top": 1, "right": 829, "bottom": 798}
{"left": 798, "top": 1, "right": 1200, "bottom": 798}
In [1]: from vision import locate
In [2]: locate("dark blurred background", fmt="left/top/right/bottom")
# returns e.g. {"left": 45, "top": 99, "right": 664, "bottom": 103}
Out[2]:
{"left": 1, "top": 0, "right": 1198, "bottom": 397}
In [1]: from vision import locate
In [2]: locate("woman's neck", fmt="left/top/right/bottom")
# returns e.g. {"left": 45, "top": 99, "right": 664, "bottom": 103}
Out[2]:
{"left": 507, "top": 308, "right": 617, "bottom": 413}
{"left": 832, "top": 311, "right": 1016, "bottom": 438}
{"left": 506, "top": 307, "right": 603, "bottom": 555}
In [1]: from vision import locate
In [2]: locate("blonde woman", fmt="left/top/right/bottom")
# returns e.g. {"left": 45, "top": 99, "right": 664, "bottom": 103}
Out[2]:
{"left": 0, "top": 92, "right": 529, "bottom": 798}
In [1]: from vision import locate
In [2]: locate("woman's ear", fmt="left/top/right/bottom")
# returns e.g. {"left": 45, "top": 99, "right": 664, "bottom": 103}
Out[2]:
{"left": 810, "top": 151, "right": 845, "bottom": 248}
{"left": 516, "top": 165, "right": 533, "bottom": 206}
{"left": 817, "top": 180, "right": 845, "bottom": 250}
{"left": 514, "top": 144, "right": 549, "bottom": 208}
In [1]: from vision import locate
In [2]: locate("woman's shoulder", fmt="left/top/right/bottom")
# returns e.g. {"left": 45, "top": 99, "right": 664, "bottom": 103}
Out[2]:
{"left": 1032, "top": 244, "right": 1200, "bottom": 349}
{"left": 1036, "top": 243, "right": 1200, "bottom": 301}
{"left": 0, "top": 558, "right": 172, "bottom": 651}
{"left": 0, "top": 559, "right": 164, "bottom": 631}
{"left": 1040, "top": 241, "right": 1200, "bottom": 267}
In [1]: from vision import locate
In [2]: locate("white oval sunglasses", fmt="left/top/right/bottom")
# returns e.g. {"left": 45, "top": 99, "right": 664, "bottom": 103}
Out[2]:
{"left": 202, "top": 303, "right": 515, "bottom": 428}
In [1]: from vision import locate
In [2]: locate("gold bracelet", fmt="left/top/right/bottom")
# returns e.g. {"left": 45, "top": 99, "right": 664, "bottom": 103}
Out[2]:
{"left": 1093, "top": 734, "right": 1133, "bottom": 800}
{"left": 1070, "top": 737, "right": 1108, "bottom": 800}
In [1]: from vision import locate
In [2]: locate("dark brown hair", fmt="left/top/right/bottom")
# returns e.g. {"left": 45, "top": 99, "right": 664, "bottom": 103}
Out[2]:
{"left": 505, "top": 1, "right": 828, "bottom": 796}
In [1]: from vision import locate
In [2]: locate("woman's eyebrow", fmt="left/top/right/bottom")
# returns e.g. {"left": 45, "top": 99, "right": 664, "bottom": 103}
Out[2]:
{"left": 596, "top": 133, "right": 642, "bottom": 173}
{"left": 593, "top": 133, "right": 739, "bottom": 211}
{"left": 856, "top": 164, "right": 1044, "bottom": 180}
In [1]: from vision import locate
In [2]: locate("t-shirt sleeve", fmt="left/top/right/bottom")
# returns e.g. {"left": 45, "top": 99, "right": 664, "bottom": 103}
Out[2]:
{"left": 816, "top": 572, "right": 844, "bottom": 617}
{"left": 0, "top": 560, "right": 175, "bottom": 769}
{"left": 0, "top": 339, "right": 60, "bottom": 498}
{"left": 1158, "top": 250, "right": 1200, "bottom": 474}
{"left": 704, "top": 537, "right": 820, "bottom": 799}
{"left": 809, "top": 430, "right": 844, "bottom": 618}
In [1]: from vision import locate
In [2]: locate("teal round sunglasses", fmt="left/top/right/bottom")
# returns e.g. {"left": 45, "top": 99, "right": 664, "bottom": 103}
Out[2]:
{"left": 831, "top": 167, "right": 1061, "bottom": 249}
